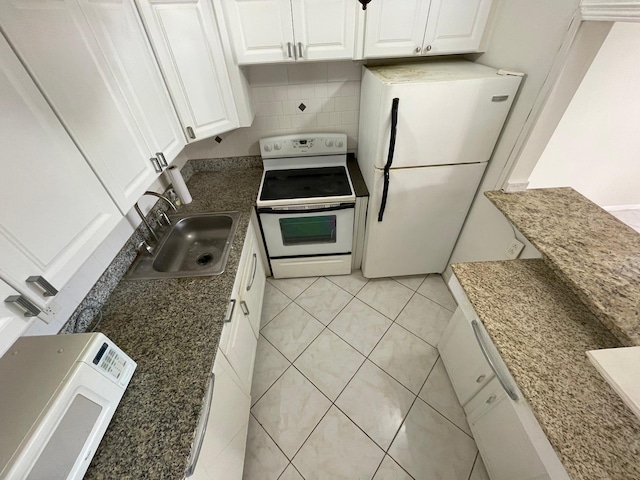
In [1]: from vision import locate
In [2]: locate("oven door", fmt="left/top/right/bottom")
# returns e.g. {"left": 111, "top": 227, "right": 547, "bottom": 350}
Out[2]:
{"left": 258, "top": 203, "right": 355, "bottom": 258}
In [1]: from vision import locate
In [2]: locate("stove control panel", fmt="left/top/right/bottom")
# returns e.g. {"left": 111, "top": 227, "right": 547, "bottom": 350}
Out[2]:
{"left": 260, "top": 133, "right": 347, "bottom": 158}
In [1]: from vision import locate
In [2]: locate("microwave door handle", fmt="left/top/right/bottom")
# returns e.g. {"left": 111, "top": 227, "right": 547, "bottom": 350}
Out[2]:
{"left": 378, "top": 97, "right": 399, "bottom": 222}
{"left": 184, "top": 372, "right": 216, "bottom": 477}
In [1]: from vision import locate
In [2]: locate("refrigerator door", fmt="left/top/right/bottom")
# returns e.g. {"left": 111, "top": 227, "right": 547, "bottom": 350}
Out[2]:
{"left": 362, "top": 162, "right": 486, "bottom": 278}
{"left": 362, "top": 73, "right": 521, "bottom": 170}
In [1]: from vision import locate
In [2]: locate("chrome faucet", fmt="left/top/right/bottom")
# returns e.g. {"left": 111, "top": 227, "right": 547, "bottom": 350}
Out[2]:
{"left": 134, "top": 190, "right": 178, "bottom": 244}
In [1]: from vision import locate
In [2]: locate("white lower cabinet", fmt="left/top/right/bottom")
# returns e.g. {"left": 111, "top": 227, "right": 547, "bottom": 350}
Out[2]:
{"left": 440, "top": 280, "right": 570, "bottom": 480}
{"left": 0, "top": 280, "right": 37, "bottom": 358}
{"left": 188, "top": 221, "right": 266, "bottom": 479}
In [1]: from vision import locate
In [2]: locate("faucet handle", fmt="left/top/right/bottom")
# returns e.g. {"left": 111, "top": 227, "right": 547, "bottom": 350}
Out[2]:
{"left": 156, "top": 211, "right": 172, "bottom": 227}
{"left": 137, "top": 241, "right": 154, "bottom": 256}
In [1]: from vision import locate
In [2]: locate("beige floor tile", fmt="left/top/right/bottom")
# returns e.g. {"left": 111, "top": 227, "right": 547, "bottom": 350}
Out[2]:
{"left": 328, "top": 298, "right": 392, "bottom": 355}
{"left": 417, "top": 275, "right": 457, "bottom": 311}
{"left": 261, "top": 303, "right": 324, "bottom": 361}
{"left": 268, "top": 276, "right": 318, "bottom": 300}
{"left": 261, "top": 283, "right": 292, "bottom": 329}
{"left": 356, "top": 278, "right": 413, "bottom": 320}
{"left": 243, "top": 415, "right": 289, "bottom": 480}
{"left": 295, "top": 277, "right": 353, "bottom": 325}
{"left": 251, "top": 336, "right": 290, "bottom": 405}
{"left": 373, "top": 455, "right": 413, "bottom": 480}
{"left": 326, "top": 270, "right": 369, "bottom": 295}
{"left": 395, "top": 293, "right": 453, "bottom": 347}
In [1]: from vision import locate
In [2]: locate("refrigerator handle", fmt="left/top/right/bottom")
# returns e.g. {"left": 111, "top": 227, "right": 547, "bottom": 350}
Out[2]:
{"left": 378, "top": 97, "right": 399, "bottom": 222}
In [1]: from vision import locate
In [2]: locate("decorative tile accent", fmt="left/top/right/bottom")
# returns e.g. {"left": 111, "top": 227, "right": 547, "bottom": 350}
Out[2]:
{"left": 214, "top": 135, "right": 222, "bottom": 143}
{"left": 298, "top": 102, "right": 307, "bottom": 111}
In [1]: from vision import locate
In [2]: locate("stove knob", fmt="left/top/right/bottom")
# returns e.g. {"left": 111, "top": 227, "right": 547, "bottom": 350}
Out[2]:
{"left": 263, "top": 143, "right": 272, "bottom": 152}
{"left": 325, "top": 139, "right": 334, "bottom": 147}
{"left": 336, "top": 139, "right": 344, "bottom": 148}
{"left": 274, "top": 143, "right": 282, "bottom": 151}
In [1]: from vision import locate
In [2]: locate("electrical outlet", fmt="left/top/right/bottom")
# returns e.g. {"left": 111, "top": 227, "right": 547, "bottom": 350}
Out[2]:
{"left": 505, "top": 239, "right": 525, "bottom": 259}
{"left": 43, "top": 300, "right": 61, "bottom": 317}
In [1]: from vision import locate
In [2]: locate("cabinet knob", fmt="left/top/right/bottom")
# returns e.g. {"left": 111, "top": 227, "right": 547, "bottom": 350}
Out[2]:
{"left": 425, "top": 44, "right": 432, "bottom": 52}
{"left": 486, "top": 394, "right": 497, "bottom": 404}
{"left": 415, "top": 46, "right": 422, "bottom": 54}
{"left": 476, "top": 374, "right": 486, "bottom": 383}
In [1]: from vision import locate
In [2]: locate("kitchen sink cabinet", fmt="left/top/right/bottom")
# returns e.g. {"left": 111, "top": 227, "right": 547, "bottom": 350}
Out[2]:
{"left": 0, "top": 0, "right": 185, "bottom": 214}
{"left": 136, "top": 0, "right": 246, "bottom": 142}
{"left": 220, "top": 0, "right": 358, "bottom": 64}
{"left": 363, "top": 0, "right": 493, "bottom": 58}
{"left": 0, "top": 34, "right": 120, "bottom": 318}
{"left": 218, "top": 222, "right": 266, "bottom": 395}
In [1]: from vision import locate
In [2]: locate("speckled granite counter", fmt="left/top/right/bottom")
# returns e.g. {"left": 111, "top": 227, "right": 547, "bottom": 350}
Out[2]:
{"left": 486, "top": 188, "right": 640, "bottom": 346}
{"left": 84, "top": 164, "right": 263, "bottom": 479}
{"left": 452, "top": 259, "right": 640, "bottom": 479}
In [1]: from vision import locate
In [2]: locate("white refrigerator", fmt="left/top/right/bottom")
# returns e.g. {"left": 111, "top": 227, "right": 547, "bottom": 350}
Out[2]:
{"left": 357, "top": 60, "right": 522, "bottom": 278}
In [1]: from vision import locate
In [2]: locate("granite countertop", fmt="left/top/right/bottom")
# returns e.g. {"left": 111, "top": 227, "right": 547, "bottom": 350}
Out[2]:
{"left": 452, "top": 259, "right": 640, "bottom": 479}
{"left": 85, "top": 164, "right": 263, "bottom": 479}
{"left": 485, "top": 187, "right": 640, "bottom": 346}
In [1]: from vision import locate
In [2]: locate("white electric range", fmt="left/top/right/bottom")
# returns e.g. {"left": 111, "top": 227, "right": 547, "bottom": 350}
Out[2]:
{"left": 256, "top": 133, "right": 356, "bottom": 279}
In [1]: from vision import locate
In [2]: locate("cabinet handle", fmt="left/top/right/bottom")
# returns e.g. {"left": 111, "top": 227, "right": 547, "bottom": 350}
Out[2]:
{"left": 26, "top": 276, "right": 58, "bottom": 297}
{"left": 222, "top": 299, "right": 236, "bottom": 323}
{"left": 287, "top": 42, "right": 293, "bottom": 58}
{"left": 471, "top": 320, "right": 519, "bottom": 401}
{"left": 476, "top": 374, "right": 486, "bottom": 383}
{"left": 246, "top": 253, "right": 257, "bottom": 292}
{"left": 184, "top": 372, "right": 215, "bottom": 478}
{"left": 425, "top": 44, "right": 432, "bottom": 52}
{"left": 5, "top": 295, "right": 41, "bottom": 317}
{"left": 186, "top": 126, "right": 196, "bottom": 139}
{"left": 150, "top": 157, "right": 162, "bottom": 173}
{"left": 486, "top": 394, "right": 497, "bottom": 405}
{"left": 297, "top": 42, "right": 303, "bottom": 59}
{"left": 157, "top": 152, "right": 168, "bottom": 167}
{"left": 240, "top": 300, "right": 250, "bottom": 316}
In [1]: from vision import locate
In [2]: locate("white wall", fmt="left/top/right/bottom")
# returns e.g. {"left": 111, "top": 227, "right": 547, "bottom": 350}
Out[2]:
{"left": 447, "top": 0, "right": 580, "bottom": 270}
{"left": 528, "top": 22, "right": 640, "bottom": 207}
{"left": 183, "top": 61, "right": 361, "bottom": 159}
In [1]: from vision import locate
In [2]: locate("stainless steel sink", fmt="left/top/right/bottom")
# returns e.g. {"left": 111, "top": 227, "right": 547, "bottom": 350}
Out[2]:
{"left": 127, "top": 212, "right": 241, "bottom": 279}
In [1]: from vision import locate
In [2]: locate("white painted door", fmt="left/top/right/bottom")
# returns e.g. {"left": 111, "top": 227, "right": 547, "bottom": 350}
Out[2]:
{"left": 466, "top": 378, "right": 555, "bottom": 480}
{"left": 238, "top": 225, "right": 266, "bottom": 338}
{"left": 363, "top": 0, "right": 432, "bottom": 58}
{"left": 0, "top": 0, "right": 162, "bottom": 214}
{"left": 0, "top": 280, "right": 37, "bottom": 358}
{"left": 220, "top": 0, "right": 295, "bottom": 64}
{"left": 137, "top": 0, "right": 240, "bottom": 141}
{"left": 423, "top": 0, "right": 493, "bottom": 54}
{"left": 290, "top": 0, "right": 357, "bottom": 61}
{"left": 438, "top": 308, "right": 494, "bottom": 406}
{"left": 361, "top": 163, "right": 486, "bottom": 278}
{"left": 78, "top": 0, "right": 185, "bottom": 163}
{"left": 0, "top": 34, "right": 120, "bottom": 306}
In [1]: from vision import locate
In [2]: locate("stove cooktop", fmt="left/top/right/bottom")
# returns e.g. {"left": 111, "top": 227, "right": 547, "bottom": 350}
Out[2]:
{"left": 259, "top": 166, "right": 353, "bottom": 202}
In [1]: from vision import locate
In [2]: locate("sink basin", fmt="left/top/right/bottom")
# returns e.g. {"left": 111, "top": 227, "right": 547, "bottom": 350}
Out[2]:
{"left": 127, "top": 212, "right": 240, "bottom": 279}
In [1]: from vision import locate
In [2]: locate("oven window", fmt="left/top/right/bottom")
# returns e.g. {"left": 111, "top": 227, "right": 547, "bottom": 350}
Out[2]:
{"left": 279, "top": 215, "right": 337, "bottom": 246}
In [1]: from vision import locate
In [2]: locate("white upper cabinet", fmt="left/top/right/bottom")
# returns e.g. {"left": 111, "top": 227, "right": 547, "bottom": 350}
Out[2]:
{"left": 220, "top": 0, "right": 357, "bottom": 64}
{"left": 0, "top": 0, "right": 185, "bottom": 214}
{"left": 0, "top": 34, "right": 120, "bottom": 309}
{"left": 363, "top": 0, "right": 432, "bottom": 58}
{"left": 136, "top": 0, "right": 241, "bottom": 142}
{"left": 363, "top": 0, "right": 493, "bottom": 58}
{"left": 423, "top": 0, "right": 493, "bottom": 54}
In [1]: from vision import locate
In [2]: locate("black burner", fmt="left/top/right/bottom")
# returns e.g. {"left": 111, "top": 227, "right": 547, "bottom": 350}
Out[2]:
{"left": 260, "top": 167, "right": 352, "bottom": 201}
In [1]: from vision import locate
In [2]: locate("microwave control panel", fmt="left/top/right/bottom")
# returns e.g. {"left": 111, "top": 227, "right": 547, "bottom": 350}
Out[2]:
{"left": 92, "top": 342, "right": 130, "bottom": 384}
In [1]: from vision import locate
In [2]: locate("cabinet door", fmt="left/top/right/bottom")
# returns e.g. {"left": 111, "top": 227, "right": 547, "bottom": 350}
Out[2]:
{"left": 466, "top": 379, "right": 553, "bottom": 480}
{"left": 219, "top": 296, "right": 258, "bottom": 395}
{"left": 0, "top": 33, "right": 120, "bottom": 306}
{"left": 422, "top": 0, "right": 493, "bottom": 54}
{"left": 239, "top": 225, "right": 266, "bottom": 338}
{"left": 190, "top": 353, "right": 250, "bottom": 480}
{"left": 0, "top": 1, "right": 161, "bottom": 213}
{"left": 290, "top": 0, "right": 357, "bottom": 61}
{"left": 438, "top": 308, "right": 494, "bottom": 406}
{"left": 363, "top": 0, "right": 431, "bottom": 58}
{"left": 137, "top": 0, "right": 240, "bottom": 142}
{"left": 0, "top": 280, "right": 37, "bottom": 358}
{"left": 77, "top": 0, "right": 185, "bottom": 163}
{"left": 220, "top": 0, "right": 295, "bottom": 64}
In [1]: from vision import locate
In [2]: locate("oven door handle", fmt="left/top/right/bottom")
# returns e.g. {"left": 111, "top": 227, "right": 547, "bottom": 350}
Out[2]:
{"left": 258, "top": 203, "right": 355, "bottom": 214}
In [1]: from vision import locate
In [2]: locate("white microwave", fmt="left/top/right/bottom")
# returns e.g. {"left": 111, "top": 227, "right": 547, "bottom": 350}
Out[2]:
{"left": 0, "top": 333, "right": 136, "bottom": 479}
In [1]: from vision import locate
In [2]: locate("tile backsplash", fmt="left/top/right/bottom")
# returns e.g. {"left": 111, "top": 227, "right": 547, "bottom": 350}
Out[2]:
{"left": 183, "top": 61, "right": 362, "bottom": 160}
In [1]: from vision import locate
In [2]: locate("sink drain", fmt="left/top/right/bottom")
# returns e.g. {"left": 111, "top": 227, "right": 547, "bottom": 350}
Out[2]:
{"left": 196, "top": 253, "right": 213, "bottom": 266}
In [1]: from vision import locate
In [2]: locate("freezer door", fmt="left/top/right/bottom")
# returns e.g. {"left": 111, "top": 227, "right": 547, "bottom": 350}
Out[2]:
{"left": 361, "top": 163, "right": 486, "bottom": 278}
{"left": 372, "top": 76, "right": 520, "bottom": 169}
